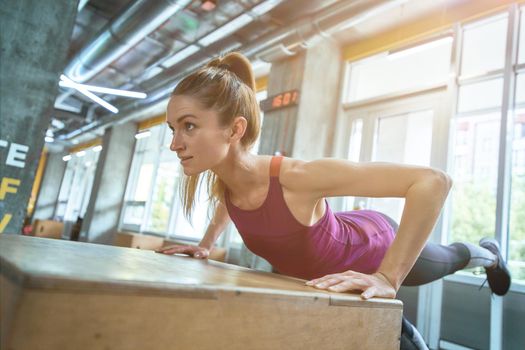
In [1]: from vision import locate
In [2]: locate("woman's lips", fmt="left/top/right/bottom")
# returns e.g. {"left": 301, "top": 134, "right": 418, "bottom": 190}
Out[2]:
{"left": 180, "top": 156, "right": 193, "bottom": 164}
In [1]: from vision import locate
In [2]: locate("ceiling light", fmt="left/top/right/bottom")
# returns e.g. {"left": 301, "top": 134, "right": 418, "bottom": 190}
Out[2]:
{"left": 54, "top": 91, "right": 83, "bottom": 113}
{"left": 45, "top": 136, "right": 54, "bottom": 143}
{"left": 251, "top": 0, "right": 282, "bottom": 16}
{"left": 59, "top": 75, "right": 119, "bottom": 114}
{"left": 198, "top": 14, "right": 252, "bottom": 46}
{"left": 135, "top": 130, "right": 152, "bottom": 139}
{"left": 92, "top": 145, "right": 103, "bottom": 152}
{"left": 141, "top": 66, "right": 164, "bottom": 81}
{"left": 51, "top": 118, "right": 65, "bottom": 129}
{"left": 62, "top": 155, "right": 72, "bottom": 162}
{"left": 76, "top": 150, "right": 86, "bottom": 157}
{"left": 163, "top": 45, "right": 200, "bottom": 68}
{"left": 201, "top": 0, "right": 216, "bottom": 11}
{"left": 59, "top": 79, "right": 146, "bottom": 98}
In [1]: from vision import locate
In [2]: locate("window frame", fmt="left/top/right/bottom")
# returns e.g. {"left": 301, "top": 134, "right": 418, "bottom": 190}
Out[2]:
{"left": 338, "top": 8, "right": 524, "bottom": 348}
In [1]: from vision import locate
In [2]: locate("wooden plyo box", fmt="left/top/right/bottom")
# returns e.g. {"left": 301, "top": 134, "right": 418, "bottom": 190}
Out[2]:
{"left": 163, "top": 239, "right": 227, "bottom": 262}
{"left": 31, "top": 219, "right": 64, "bottom": 239}
{"left": 113, "top": 232, "right": 227, "bottom": 262}
{"left": 0, "top": 235, "right": 402, "bottom": 350}
{"left": 113, "top": 231, "right": 164, "bottom": 250}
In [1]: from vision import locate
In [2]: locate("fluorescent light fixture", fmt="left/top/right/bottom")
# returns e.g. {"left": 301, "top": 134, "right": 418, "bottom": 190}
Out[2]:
{"left": 62, "top": 155, "right": 72, "bottom": 162}
{"left": 163, "top": 45, "right": 200, "bottom": 68}
{"left": 77, "top": 0, "right": 89, "bottom": 12}
{"left": 59, "top": 80, "right": 146, "bottom": 99}
{"left": 76, "top": 150, "right": 86, "bottom": 157}
{"left": 135, "top": 130, "right": 152, "bottom": 139}
{"left": 201, "top": 0, "right": 216, "bottom": 11}
{"left": 251, "top": 0, "right": 282, "bottom": 16}
{"left": 198, "top": 14, "right": 252, "bottom": 46}
{"left": 45, "top": 136, "right": 54, "bottom": 143}
{"left": 387, "top": 36, "right": 453, "bottom": 61}
{"left": 141, "top": 66, "right": 164, "bottom": 81}
{"left": 92, "top": 145, "right": 103, "bottom": 152}
{"left": 51, "top": 118, "right": 65, "bottom": 129}
{"left": 59, "top": 75, "right": 119, "bottom": 114}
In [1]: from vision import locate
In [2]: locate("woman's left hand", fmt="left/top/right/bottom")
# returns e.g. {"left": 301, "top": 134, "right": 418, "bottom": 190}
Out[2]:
{"left": 305, "top": 270, "right": 396, "bottom": 299}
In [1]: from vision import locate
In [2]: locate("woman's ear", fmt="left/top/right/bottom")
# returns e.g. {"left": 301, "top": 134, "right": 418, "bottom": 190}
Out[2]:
{"left": 230, "top": 116, "right": 248, "bottom": 142}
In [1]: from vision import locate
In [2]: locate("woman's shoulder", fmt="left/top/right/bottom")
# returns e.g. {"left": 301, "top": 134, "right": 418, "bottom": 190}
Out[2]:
{"left": 278, "top": 156, "right": 354, "bottom": 193}
{"left": 278, "top": 156, "right": 311, "bottom": 191}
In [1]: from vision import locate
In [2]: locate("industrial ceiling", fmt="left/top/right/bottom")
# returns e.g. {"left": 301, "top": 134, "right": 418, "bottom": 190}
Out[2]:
{"left": 49, "top": 0, "right": 441, "bottom": 148}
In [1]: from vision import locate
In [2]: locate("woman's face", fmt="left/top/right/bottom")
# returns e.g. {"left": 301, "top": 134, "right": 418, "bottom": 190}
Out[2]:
{"left": 166, "top": 95, "right": 231, "bottom": 175}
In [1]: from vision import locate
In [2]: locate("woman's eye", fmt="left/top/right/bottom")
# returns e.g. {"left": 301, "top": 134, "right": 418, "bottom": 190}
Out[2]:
{"left": 185, "top": 122, "right": 195, "bottom": 131}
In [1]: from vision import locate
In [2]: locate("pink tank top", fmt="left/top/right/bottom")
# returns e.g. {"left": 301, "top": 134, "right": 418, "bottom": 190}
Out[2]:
{"left": 224, "top": 156, "right": 396, "bottom": 280}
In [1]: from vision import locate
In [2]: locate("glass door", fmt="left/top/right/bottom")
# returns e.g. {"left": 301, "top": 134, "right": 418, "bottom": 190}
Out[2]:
{"left": 344, "top": 90, "right": 448, "bottom": 222}
{"left": 343, "top": 89, "right": 449, "bottom": 346}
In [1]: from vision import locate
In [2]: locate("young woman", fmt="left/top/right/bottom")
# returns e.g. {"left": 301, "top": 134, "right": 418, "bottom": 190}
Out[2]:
{"left": 156, "top": 52, "right": 511, "bottom": 348}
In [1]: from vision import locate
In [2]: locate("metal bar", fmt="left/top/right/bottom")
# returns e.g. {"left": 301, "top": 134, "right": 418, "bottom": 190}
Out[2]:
{"left": 491, "top": 4, "right": 519, "bottom": 350}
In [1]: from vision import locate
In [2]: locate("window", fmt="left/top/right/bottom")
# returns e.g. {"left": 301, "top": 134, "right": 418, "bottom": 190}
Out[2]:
{"left": 55, "top": 146, "right": 100, "bottom": 222}
{"left": 461, "top": 14, "right": 507, "bottom": 77}
{"left": 145, "top": 127, "right": 179, "bottom": 233}
{"left": 517, "top": 9, "right": 525, "bottom": 64}
{"left": 448, "top": 12, "right": 509, "bottom": 261}
{"left": 121, "top": 123, "right": 211, "bottom": 239}
{"left": 55, "top": 159, "right": 76, "bottom": 219}
{"left": 369, "top": 109, "right": 433, "bottom": 221}
{"left": 509, "top": 109, "right": 525, "bottom": 283}
{"left": 457, "top": 78, "right": 503, "bottom": 113}
{"left": 346, "top": 37, "right": 452, "bottom": 102}
{"left": 514, "top": 73, "right": 525, "bottom": 105}
{"left": 348, "top": 119, "right": 363, "bottom": 163}
{"left": 121, "top": 126, "right": 163, "bottom": 230}
{"left": 449, "top": 114, "right": 501, "bottom": 245}
{"left": 169, "top": 180, "right": 210, "bottom": 239}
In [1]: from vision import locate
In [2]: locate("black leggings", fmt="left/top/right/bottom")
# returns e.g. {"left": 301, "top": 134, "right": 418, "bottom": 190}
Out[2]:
{"left": 378, "top": 213, "right": 470, "bottom": 287}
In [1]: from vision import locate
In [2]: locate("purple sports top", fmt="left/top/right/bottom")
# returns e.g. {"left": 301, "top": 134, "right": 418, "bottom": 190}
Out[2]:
{"left": 224, "top": 156, "right": 396, "bottom": 280}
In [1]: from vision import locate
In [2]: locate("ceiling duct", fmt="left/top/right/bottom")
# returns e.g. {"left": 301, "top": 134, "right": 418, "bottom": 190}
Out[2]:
{"left": 64, "top": 0, "right": 192, "bottom": 83}
{"left": 141, "top": 0, "right": 395, "bottom": 105}
{"left": 60, "top": 0, "right": 404, "bottom": 142}
{"left": 245, "top": 0, "right": 408, "bottom": 61}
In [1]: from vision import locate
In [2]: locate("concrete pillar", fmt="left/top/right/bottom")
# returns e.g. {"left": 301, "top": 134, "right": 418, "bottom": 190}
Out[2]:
{"left": 258, "top": 54, "right": 306, "bottom": 156}
{"left": 0, "top": 0, "right": 78, "bottom": 234}
{"left": 32, "top": 152, "right": 67, "bottom": 220}
{"left": 80, "top": 122, "right": 136, "bottom": 244}
{"left": 260, "top": 40, "right": 343, "bottom": 160}
{"left": 293, "top": 40, "right": 343, "bottom": 160}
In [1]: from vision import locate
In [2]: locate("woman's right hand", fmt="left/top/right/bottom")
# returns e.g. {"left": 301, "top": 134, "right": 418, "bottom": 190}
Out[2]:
{"left": 155, "top": 244, "right": 210, "bottom": 259}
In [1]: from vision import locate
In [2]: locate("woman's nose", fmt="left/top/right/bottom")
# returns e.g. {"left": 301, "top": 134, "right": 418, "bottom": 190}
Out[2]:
{"left": 170, "top": 133, "right": 184, "bottom": 152}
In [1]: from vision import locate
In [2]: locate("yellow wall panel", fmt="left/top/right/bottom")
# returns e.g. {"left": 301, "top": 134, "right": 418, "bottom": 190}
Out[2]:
{"left": 343, "top": 0, "right": 524, "bottom": 62}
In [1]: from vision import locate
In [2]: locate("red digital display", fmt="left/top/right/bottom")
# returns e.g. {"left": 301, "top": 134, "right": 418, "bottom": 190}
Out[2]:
{"left": 260, "top": 90, "right": 300, "bottom": 112}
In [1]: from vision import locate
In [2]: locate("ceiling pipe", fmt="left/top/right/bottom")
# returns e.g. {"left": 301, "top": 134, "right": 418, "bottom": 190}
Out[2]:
{"left": 141, "top": 0, "right": 393, "bottom": 103}
{"left": 64, "top": 0, "right": 192, "bottom": 83}
{"left": 59, "top": 0, "right": 403, "bottom": 141}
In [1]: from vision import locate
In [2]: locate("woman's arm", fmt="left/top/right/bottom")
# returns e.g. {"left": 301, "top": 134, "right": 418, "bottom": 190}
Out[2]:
{"left": 283, "top": 159, "right": 452, "bottom": 293}
{"left": 199, "top": 201, "right": 231, "bottom": 250}
{"left": 157, "top": 201, "right": 231, "bottom": 258}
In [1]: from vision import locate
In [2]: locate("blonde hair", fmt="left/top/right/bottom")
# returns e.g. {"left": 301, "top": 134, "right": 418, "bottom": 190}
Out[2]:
{"left": 171, "top": 52, "right": 261, "bottom": 221}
